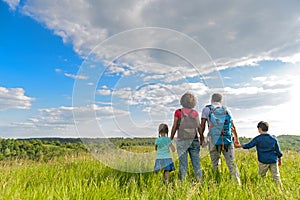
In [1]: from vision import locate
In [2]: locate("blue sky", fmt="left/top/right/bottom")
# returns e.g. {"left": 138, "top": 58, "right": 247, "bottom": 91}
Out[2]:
{"left": 1, "top": 0, "right": 300, "bottom": 139}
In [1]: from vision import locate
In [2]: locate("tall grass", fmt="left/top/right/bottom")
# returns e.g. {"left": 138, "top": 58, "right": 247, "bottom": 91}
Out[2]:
{"left": 0, "top": 150, "right": 299, "bottom": 200}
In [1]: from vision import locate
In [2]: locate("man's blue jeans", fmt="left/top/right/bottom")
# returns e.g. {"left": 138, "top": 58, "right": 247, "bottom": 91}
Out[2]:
{"left": 176, "top": 139, "right": 202, "bottom": 180}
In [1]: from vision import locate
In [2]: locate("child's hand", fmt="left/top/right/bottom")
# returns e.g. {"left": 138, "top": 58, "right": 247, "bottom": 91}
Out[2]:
{"left": 278, "top": 158, "right": 282, "bottom": 166}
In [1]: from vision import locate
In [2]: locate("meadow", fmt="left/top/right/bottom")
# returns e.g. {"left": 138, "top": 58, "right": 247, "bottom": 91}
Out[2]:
{"left": 0, "top": 147, "right": 299, "bottom": 200}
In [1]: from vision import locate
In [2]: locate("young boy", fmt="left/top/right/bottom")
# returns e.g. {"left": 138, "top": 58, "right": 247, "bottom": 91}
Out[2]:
{"left": 238, "top": 121, "right": 283, "bottom": 185}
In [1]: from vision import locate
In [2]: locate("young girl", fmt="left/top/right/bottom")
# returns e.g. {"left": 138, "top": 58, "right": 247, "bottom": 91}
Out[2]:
{"left": 154, "top": 123, "right": 176, "bottom": 183}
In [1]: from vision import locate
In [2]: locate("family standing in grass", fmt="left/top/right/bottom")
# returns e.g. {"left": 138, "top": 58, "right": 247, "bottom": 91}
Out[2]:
{"left": 154, "top": 92, "right": 283, "bottom": 186}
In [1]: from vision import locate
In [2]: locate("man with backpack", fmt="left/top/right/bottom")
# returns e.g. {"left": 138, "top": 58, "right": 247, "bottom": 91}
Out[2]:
{"left": 200, "top": 93, "right": 241, "bottom": 184}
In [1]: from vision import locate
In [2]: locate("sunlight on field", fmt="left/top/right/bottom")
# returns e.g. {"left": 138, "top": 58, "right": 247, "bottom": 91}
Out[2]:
{"left": 122, "top": 145, "right": 154, "bottom": 153}
{"left": 0, "top": 150, "right": 299, "bottom": 200}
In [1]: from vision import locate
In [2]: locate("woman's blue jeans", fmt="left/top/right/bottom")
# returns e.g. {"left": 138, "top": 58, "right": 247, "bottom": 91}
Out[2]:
{"left": 176, "top": 139, "right": 202, "bottom": 180}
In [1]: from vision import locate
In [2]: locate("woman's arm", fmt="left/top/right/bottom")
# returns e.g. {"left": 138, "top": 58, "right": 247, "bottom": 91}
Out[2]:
{"left": 170, "top": 117, "right": 179, "bottom": 140}
{"left": 196, "top": 116, "right": 204, "bottom": 145}
{"left": 169, "top": 143, "right": 175, "bottom": 152}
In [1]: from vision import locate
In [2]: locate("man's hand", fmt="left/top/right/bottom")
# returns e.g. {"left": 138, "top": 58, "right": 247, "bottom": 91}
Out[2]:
{"left": 234, "top": 140, "right": 241, "bottom": 148}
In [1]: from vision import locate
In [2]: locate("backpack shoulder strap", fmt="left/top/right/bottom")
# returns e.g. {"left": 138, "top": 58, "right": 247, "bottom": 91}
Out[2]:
{"left": 181, "top": 108, "right": 194, "bottom": 117}
{"left": 187, "top": 109, "right": 194, "bottom": 115}
{"left": 222, "top": 106, "right": 230, "bottom": 115}
{"left": 210, "top": 105, "right": 222, "bottom": 113}
{"left": 176, "top": 109, "right": 182, "bottom": 129}
{"left": 180, "top": 108, "right": 185, "bottom": 117}
{"left": 206, "top": 105, "right": 213, "bottom": 113}
{"left": 206, "top": 104, "right": 212, "bottom": 109}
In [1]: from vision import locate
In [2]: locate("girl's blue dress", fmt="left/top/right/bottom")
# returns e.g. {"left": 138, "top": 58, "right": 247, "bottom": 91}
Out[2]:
{"left": 154, "top": 136, "right": 175, "bottom": 172}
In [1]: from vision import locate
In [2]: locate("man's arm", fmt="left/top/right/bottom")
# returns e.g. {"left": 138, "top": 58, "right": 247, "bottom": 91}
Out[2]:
{"left": 200, "top": 118, "right": 207, "bottom": 136}
{"left": 231, "top": 121, "right": 241, "bottom": 148}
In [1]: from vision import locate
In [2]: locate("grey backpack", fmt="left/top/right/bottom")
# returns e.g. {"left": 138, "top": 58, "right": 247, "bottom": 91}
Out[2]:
{"left": 177, "top": 109, "right": 198, "bottom": 139}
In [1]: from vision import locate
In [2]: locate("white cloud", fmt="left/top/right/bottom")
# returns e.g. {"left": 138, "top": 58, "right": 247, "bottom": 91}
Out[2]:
{"left": 3, "top": 0, "right": 300, "bottom": 137}
{"left": 97, "top": 89, "right": 111, "bottom": 96}
{"left": 11, "top": 2, "right": 298, "bottom": 123}
{"left": 0, "top": 86, "right": 34, "bottom": 111}
{"left": 225, "top": 86, "right": 264, "bottom": 95}
{"left": 36, "top": 105, "right": 129, "bottom": 124}
{"left": 112, "top": 87, "right": 133, "bottom": 99}
{"left": 55, "top": 68, "right": 62, "bottom": 73}
{"left": 64, "top": 73, "right": 88, "bottom": 80}
{"left": 1, "top": 104, "right": 130, "bottom": 138}
{"left": 2, "top": 0, "right": 20, "bottom": 11}
{"left": 250, "top": 75, "right": 296, "bottom": 91}
{"left": 18, "top": 0, "right": 300, "bottom": 70}
{"left": 223, "top": 73, "right": 299, "bottom": 110}
{"left": 107, "top": 82, "right": 209, "bottom": 113}
{"left": 252, "top": 77, "right": 267, "bottom": 82}
{"left": 16, "top": 1, "right": 300, "bottom": 102}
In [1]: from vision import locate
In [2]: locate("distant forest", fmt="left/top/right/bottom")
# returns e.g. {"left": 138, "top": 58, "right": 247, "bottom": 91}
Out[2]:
{"left": 0, "top": 135, "right": 299, "bottom": 161}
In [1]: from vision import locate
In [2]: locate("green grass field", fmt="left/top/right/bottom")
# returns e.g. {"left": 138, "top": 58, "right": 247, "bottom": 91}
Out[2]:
{"left": 0, "top": 149, "right": 299, "bottom": 200}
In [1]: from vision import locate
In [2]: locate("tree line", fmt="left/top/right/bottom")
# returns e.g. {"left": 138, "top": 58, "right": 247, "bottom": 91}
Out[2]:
{"left": 0, "top": 138, "right": 87, "bottom": 161}
{"left": 0, "top": 135, "right": 299, "bottom": 161}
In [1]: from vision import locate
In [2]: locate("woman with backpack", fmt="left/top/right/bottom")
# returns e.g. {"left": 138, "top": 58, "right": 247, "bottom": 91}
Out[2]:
{"left": 170, "top": 92, "right": 204, "bottom": 181}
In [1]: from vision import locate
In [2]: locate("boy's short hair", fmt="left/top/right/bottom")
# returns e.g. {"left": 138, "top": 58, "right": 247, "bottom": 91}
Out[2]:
{"left": 211, "top": 93, "right": 222, "bottom": 103}
{"left": 257, "top": 121, "right": 269, "bottom": 132}
{"left": 159, "top": 123, "right": 169, "bottom": 134}
{"left": 180, "top": 92, "right": 197, "bottom": 108}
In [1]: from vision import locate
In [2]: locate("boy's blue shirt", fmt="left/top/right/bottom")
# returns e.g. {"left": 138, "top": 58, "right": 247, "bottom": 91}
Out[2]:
{"left": 155, "top": 136, "right": 172, "bottom": 159}
{"left": 242, "top": 134, "right": 283, "bottom": 164}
